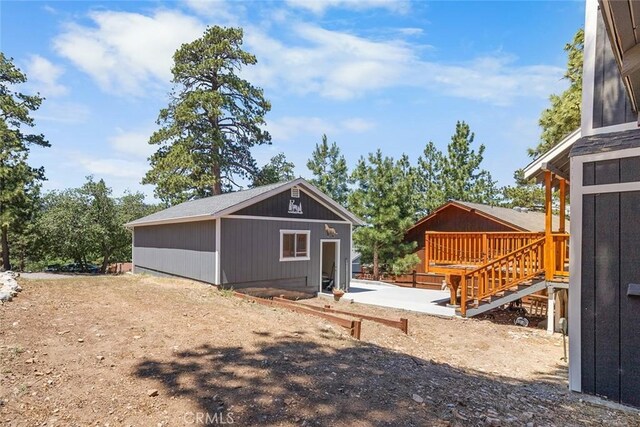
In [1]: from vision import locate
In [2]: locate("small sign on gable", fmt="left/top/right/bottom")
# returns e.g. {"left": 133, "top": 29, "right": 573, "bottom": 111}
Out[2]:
{"left": 288, "top": 199, "right": 303, "bottom": 215}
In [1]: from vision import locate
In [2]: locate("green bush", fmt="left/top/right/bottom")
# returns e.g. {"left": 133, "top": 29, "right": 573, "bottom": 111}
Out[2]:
{"left": 391, "top": 253, "right": 421, "bottom": 275}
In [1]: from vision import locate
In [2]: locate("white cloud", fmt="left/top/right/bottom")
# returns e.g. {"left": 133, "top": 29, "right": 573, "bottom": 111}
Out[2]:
{"left": 108, "top": 128, "right": 156, "bottom": 159}
{"left": 75, "top": 156, "right": 146, "bottom": 179}
{"left": 35, "top": 101, "right": 90, "bottom": 124}
{"left": 417, "top": 56, "right": 564, "bottom": 106}
{"left": 53, "top": 10, "right": 205, "bottom": 95}
{"left": 182, "top": 0, "right": 242, "bottom": 23}
{"left": 397, "top": 27, "right": 424, "bottom": 36}
{"left": 244, "top": 23, "right": 415, "bottom": 100}
{"left": 341, "top": 118, "right": 375, "bottom": 133}
{"left": 52, "top": 7, "right": 565, "bottom": 106}
{"left": 73, "top": 155, "right": 156, "bottom": 199}
{"left": 244, "top": 23, "right": 565, "bottom": 105}
{"left": 267, "top": 115, "right": 375, "bottom": 141}
{"left": 285, "top": 0, "right": 409, "bottom": 15}
{"left": 24, "top": 55, "right": 67, "bottom": 97}
{"left": 267, "top": 116, "right": 334, "bottom": 141}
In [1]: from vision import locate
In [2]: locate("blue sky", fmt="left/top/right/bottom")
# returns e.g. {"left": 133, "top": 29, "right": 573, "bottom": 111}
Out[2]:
{"left": 1, "top": 0, "right": 585, "bottom": 200}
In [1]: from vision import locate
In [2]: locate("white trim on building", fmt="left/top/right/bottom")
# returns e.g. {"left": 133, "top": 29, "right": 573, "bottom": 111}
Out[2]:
{"left": 568, "top": 144, "right": 640, "bottom": 393}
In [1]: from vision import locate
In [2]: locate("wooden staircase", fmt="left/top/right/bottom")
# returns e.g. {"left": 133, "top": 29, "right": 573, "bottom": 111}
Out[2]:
{"left": 458, "top": 237, "right": 548, "bottom": 317}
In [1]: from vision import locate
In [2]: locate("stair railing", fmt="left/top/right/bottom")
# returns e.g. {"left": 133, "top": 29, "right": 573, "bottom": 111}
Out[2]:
{"left": 460, "top": 237, "right": 546, "bottom": 316}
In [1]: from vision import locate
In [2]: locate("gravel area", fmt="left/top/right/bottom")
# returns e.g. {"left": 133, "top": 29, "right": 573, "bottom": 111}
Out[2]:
{"left": 1, "top": 275, "right": 638, "bottom": 426}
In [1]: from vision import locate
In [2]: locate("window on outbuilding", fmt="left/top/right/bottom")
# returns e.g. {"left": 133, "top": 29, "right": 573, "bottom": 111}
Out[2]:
{"left": 280, "top": 230, "right": 310, "bottom": 261}
{"left": 291, "top": 186, "right": 300, "bottom": 198}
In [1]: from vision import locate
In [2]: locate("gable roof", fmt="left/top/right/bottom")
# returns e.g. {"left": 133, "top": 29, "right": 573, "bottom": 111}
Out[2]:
{"left": 126, "top": 178, "right": 364, "bottom": 227}
{"left": 570, "top": 127, "right": 640, "bottom": 157}
{"left": 523, "top": 128, "right": 580, "bottom": 184}
{"left": 407, "top": 200, "right": 569, "bottom": 234}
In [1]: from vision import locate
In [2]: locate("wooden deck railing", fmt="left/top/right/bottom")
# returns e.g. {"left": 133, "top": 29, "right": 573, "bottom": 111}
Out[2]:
{"left": 552, "top": 233, "right": 570, "bottom": 277}
{"left": 425, "top": 232, "right": 545, "bottom": 267}
{"left": 460, "top": 237, "right": 546, "bottom": 316}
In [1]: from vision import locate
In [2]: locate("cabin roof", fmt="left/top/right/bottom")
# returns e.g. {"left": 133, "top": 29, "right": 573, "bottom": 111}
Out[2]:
{"left": 408, "top": 200, "right": 569, "bottom": 234}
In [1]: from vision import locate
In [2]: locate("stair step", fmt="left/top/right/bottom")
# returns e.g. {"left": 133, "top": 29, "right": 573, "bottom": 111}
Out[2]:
{"left": 460, "top": 279, "right": 549, "bottom": 317}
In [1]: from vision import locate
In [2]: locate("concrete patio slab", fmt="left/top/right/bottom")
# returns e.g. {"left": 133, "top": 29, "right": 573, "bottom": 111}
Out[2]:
{"left": 336, "top": 279, "right": 457, "bottom": 317}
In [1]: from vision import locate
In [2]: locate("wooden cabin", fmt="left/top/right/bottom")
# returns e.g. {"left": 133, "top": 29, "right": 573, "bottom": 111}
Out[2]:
{"left": 405, "top": 201, "right": 567, "bottom": 273}
{"left": 403, "top": 195, "right": 570, "bottom": 331}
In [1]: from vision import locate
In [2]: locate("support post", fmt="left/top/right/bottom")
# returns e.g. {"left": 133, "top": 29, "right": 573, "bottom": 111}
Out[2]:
{"left": 412, "top": 270, "right": 417, "bottom": 288}
{"left": 547, "top": 286, "right": 556, "bottom": 335}
{"left": 544, "top": 170, "right": 554, "bottom": 281}
{"left": 446, "top": 274, "right": 462, "bottom": 312}
{"left": 482, "top": 233, "right": 488, "bottom": 263}
{"left": 424, "top": 233, "right": 430, "bottom": 272}
{"left": 559, "top": 179, "right": 566, "bottom": 234}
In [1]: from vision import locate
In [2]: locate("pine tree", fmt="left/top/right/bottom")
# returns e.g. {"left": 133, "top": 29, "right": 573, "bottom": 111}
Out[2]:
{"left": 306, "top": 134, "right": 350, "bottom": 206}
{"left": 501, "top": 169, "right": 546, "bottom": 211}
{"left": 349, "top": 150, "right": 416, "bottom": 279}
{"left": 442, "top": 121, "right": 498, "bottom": 204}
{"left": 0, "top": 53, "right": 49, "bottom": 270}
{"left": 251, "top": 153, "right": 295, "bottom": 187}
{"left": 415, "top": 141, "right": 445, "bottom": 216}
{"left": 414, "top": 121, "right": 499, "bottom": 216}
{"left": 143, "top": 26, "right": 271, "bottom": 204}
{"left": 529, "top": 28, "right": 583, "bottom": 158}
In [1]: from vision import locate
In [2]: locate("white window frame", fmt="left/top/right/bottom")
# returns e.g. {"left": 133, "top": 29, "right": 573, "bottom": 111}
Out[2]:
{"left": 279, "top": 230, "right": 310, "bottom": 261}
{"left": 291, "top": 186, "right": 300, "bottom": 198}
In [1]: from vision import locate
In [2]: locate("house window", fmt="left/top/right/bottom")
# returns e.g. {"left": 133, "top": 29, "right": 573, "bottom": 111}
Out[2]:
{"left": 280, "top": 230, "right": 310, "bottom": 261}
{"left": 291, "top": 186, "right": 300, "bottom": 198}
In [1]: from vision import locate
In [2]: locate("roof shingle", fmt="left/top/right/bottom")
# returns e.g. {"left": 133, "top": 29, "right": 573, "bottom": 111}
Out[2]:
{"left": 126, "top": 181, "right": 291, "bottom": 226}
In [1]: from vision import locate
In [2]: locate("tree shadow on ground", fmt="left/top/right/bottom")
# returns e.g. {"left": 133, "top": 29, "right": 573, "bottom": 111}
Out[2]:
{"left": 132, "top": 329, "right": 599, "bottom": 426}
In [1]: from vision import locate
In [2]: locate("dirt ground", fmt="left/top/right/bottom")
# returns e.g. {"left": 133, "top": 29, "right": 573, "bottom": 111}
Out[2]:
{"left": 1, "top": 275, "right": 638, "bottom": 426}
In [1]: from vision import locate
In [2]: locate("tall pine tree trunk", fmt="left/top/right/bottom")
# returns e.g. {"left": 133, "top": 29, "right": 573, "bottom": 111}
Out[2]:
{"left": 372, "top": 247, "right": 379, "bottom": 280}
{"left": 1, "top": 224, "right": 11, "bottom": 271}
{"left": 212, "top": 163, "right": 222, "bottom": 195}
{"left": 212, "top": 142, "right": 222, "bottom": 195}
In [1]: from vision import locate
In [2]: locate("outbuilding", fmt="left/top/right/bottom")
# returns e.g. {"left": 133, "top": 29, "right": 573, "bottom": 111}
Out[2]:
{"left": 126, "top": 178, "right": 364, "bottom": 297}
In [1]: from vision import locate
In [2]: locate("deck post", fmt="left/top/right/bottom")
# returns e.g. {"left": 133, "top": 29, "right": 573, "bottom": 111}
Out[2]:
{"left": 544, "top": 170, "right": 554, "bottom": 281}
{"left": 482, "top": 233, "right": 488, "bottom": 263}
{"left": 559, "top": 178, "right": 566, "bottom": 233}
{"left": 424, "top": 233, "right": 430, "bottom": 272}
{"left": 445, "top": 273, "right": 461, "bottom": 307}
{"left": 547, "top": 286, "right": 556, "bottom": 334}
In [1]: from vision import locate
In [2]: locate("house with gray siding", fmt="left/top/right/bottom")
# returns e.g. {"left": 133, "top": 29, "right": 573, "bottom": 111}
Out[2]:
{"left": 523, "top": 0, "right": 640, "bottom": 408}
{"left": 126, "top": 178, "right": 363, "bottom": 296}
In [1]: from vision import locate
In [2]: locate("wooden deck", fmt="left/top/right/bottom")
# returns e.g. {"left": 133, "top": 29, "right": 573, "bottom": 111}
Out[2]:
{"left": 424, "top": 231, "right": 569, "bottom": 316}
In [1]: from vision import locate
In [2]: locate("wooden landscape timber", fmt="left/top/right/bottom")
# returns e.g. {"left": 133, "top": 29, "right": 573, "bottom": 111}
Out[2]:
{"left": 232, "top": 291, "right": 362, "bottom": 339}
{"left": 274, "top": 297, "right": 409, "bottom": 334}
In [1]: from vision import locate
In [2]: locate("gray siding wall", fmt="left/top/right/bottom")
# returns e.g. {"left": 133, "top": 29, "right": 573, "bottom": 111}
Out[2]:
{"left": 133, "top": 220, "right": 216, "bottom": 283}
{"left": 593, "top": 10, "right": 636, "bottom": 128}
{"left": 579, "top": 158, "right": 640, "bottom": 407}
{"left": 220, "top": 218, "right": 351, "bottom": 290}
